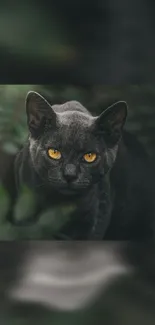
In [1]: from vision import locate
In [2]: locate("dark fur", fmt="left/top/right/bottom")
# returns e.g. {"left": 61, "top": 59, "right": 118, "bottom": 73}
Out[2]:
{"left": 14, "top": 92, "right": 155, "bottom": 240}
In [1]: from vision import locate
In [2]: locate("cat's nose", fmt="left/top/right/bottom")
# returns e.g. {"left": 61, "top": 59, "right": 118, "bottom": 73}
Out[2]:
{"left": 63, "top": 164, "right": 77, "bottom": 182}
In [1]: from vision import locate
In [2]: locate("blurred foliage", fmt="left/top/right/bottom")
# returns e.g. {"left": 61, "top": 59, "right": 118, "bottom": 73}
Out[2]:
{"left": 0, "top": 85, "right": 34, "bottom": 154}
{"left": 0, "top": 186, "right": 76, "bottom": 240}
{"left": 0, "top": 0, "right": 155, "bottom": 85}
{"left": 0, "top": 2, "right": 77, "bottom": 65}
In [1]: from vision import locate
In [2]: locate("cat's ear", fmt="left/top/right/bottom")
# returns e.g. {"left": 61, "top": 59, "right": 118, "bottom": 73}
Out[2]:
{"left": 26, "top": 91, "right": 56, "bottom": 137}
{"left": 95, "top": 101, "right": 128, "bottom": 147}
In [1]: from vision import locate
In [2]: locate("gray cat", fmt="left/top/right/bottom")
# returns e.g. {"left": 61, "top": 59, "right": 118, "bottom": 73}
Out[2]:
{"left": 14, "top": 91, "right": 155, "bottom": 240}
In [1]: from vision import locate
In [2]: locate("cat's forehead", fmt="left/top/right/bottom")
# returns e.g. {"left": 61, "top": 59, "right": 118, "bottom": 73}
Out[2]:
{"left": 57, "top": 110, "right": 94, "bottom": 128}
{"left": 52, "top": 100, "right": 90, "bottom": 115}
{"left": 45, "top": 111, "right": 98, "bottom": 150}
{"left": 58, "top": 112, "right": 94, "bottom": 147}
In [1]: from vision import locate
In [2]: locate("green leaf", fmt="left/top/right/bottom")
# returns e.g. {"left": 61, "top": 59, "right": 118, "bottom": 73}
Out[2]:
{"left": 38, "top": 204, "right": 76, "bottom": 234}
{"left": 2, "top": 142, "right": 19, "bottom": 154}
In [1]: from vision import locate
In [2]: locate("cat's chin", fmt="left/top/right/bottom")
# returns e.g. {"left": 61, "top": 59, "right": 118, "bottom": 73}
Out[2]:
{"left": 57, "top": 185, "right": 89, "bottom": 196}
{"left": 58, "top": 188, "right": 78, "bottom": 196}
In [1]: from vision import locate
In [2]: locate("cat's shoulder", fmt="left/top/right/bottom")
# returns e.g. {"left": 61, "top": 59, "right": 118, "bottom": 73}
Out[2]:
{"left": 52, "top": 100, "right": 91, "bottom": 115}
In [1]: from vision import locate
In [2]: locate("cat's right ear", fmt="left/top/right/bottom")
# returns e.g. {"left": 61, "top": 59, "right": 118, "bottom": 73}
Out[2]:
{"left": 94, "top": 101, "right": 128, "bottom": 147}
{"left": 26, "top": 91, "right": 56, "bottom": 137}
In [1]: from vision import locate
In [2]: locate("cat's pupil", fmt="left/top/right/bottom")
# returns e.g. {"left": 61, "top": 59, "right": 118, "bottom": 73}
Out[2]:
{"left": 53, "top": 149, "right": 58, "bottom": 154}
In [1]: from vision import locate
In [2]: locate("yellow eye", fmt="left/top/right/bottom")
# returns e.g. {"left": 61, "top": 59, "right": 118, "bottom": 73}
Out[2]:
{"left": 83, "top": 153, "right": 97, "bottom": 163}
{"left": 48, "top": 148, "right": 61, "bottom": 160}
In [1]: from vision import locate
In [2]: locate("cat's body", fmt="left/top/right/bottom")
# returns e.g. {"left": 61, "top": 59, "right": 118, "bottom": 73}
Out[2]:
{"left": 14, "top": 92, "right": 155, "bottom": 240}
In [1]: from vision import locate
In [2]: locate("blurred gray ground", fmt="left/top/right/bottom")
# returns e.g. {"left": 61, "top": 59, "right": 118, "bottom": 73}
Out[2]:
{"left": 0, "top": 241, "right": 154, "bottom": 325}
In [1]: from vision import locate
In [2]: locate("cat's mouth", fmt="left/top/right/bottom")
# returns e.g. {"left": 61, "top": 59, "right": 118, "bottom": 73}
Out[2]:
{"left": 56, "top": 183, "right": 89, "bottom": 196}
{"left": 48, "top": 178, "right": 91, "bottom": 196}
{"left": 58, "top": 185, "right": 83, "bottom": 196}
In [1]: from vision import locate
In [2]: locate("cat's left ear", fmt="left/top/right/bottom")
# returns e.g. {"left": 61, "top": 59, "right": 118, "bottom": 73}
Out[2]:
{"left": 95, "top": 101, "right": 128, "bottom": 147}
{"left": 26, "top": 91, "right": 56, "bottom": 137}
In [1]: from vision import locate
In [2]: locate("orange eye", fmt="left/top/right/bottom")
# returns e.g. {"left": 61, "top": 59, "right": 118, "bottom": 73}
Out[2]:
{"left": 48, "top": 148, "right": 61, "bottom": 160}
{"left": 83, "top": 153, "right": 97, "bottom": 163}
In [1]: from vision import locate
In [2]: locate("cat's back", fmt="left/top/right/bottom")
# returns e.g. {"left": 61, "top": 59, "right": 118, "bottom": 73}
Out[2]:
{"left": 52, "top": 100, "right": 91, "bottom": 116}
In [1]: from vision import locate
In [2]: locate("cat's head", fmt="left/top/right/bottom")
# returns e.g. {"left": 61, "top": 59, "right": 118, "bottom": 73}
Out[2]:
{"left": 26, "top": 91, "right": 127, "bottom": 195}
